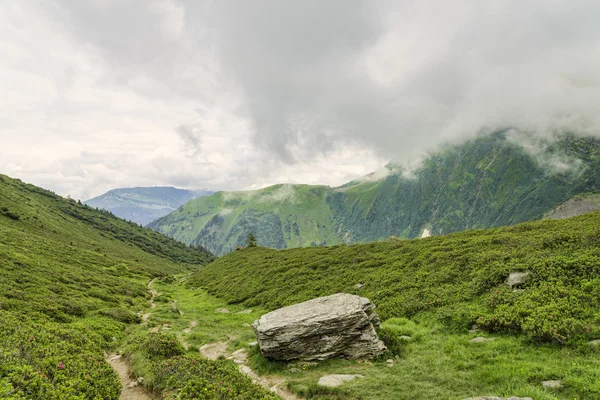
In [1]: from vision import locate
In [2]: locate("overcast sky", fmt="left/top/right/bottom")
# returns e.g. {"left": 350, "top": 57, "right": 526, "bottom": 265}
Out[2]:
{"left": 1, "top": 1, "right": 599, "bottom": 199}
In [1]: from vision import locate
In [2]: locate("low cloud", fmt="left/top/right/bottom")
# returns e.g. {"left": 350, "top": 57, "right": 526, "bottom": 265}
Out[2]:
{"left": 1, "top": 1, "right": 599, "bottom": 199}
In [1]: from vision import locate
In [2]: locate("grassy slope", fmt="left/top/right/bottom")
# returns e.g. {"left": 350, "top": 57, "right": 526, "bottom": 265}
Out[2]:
{"left": 190, "top": 211, "right": 600, "bottom": 399}
{"left": 0, "top": 174, "right": 275, "bottom": 399}
{"left": 152, "top": 133, "right": 600, "bottom": 256}
{"left": 150, "top": 184, "right": 338, "bottom": 255}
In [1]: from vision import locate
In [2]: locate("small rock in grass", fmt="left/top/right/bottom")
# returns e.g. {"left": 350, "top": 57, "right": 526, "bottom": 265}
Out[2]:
{"left": 506, "top": 272, "right": 530, "bottom": 288}
{"left": 237, "top": 309, "right": 253, "bottom": 314}
{"left": 215, "top": 308, "right": 230, "bottom": 313}
{"left": 469, "top": 337, "right": 495, "bottom": 343}
{"left": 399, "top": 335, "right": 412, "bottom": 340}
{"left": 588, "top": 339, "right": 600, "bottom": 346}
{"left": 463, "top": 397, "right": 532, "bottom": 400}
{"left": 242, "top": 323, "right": 251, "bottom": 327}
{"left": 542, "top": 380, "right": 562, "bottom": 389}
{"left": 288, "top": 368, "right": 301, "bottom": 373}
{"left": 248, "top": 341, "right": 258, "bottom": 347}
{"left": 317, "top": 374, "right": 364, "bottom": 388}
{"left": 386, "top": 359, "right": 394, "bottom": 363}
{"left": 355, "top": 283, "right": 365, "bottom": 289}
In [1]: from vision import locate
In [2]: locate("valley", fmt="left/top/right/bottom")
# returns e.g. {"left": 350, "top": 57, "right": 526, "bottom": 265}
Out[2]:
{"left": 150, "top": 133, "right": 600, "bottom": 256}
{"left": 3, "top": 161, "right": 600, "bottom": 399}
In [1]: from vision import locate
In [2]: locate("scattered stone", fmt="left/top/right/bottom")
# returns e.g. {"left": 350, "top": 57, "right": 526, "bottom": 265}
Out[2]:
{"left": 317, "top": 374, "right": 364, "bottom": 388}
{"left": 127, "top": 381, "right": 138, "bottom": 388}
{"left": 470, "top": 337, "right": 495, "bottom": 343}
{"left": 463, "top": 397, "right": 533, "bottom": 400}
{"left": 248, "top": 341, "right": 258, "bottom": 347}
{"left": 252, "top": 293, "right": 386, "bottom": 361}
{"left": 237, "top": 309, "right": 253, "bottom": 314}
{"left": 387, "top": 363, "right": 394, "bottom": 368}
{"left": 215, "top": 308, "right": 230, "bottom": 313}
{"left": 542, "top": 380, "right": 562, "bottom": 389}
{"left": 228, "top": 349, "right": 249, "bottom": 364}
{"left": 288, "top": 368, "right": 301, "bottom": 373}
{"left": 386, "top": 359, "right": 394, "bottom": 363}
{"left": 354, "top": 283, "right": 365, "bottom": 289}
{"left": 588, "top": 339, "right": 600, "bottom": 346}
{"left": 200, "top": 342, "right": 229, "bottom": 360}
{"left": 399, "top": 335, "right": 412, "bottom": 340}
{"left": 506, "top": 272, "right": 530, "bottom": 288}
{"left": 468, "top": 324, "right": 480, "bottom": 334}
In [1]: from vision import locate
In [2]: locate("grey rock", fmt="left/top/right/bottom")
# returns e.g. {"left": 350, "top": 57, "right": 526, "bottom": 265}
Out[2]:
{"left": 542, "top": 380, "right": 562, "bottom": 389}
{"left": 237, "top": 309, "right": 253, "bottom": 314}
{"left": 399, "top": 335, "right": 412, "bottom": 340}
{"left": 470, "top": 337, "right": 495, "bottom": 343}
{"left": 252, "top": 293, "right": 386, "bottom": 361}
{"left": 464, "top": 397, "right": 532, "bottom": 400}
{"left": 317, "top": 374, "right": 364, "bottom": 388}
{"left": 215, "top": 308, "right": 230, "bottom": 313}
{"left": 248, "top": 341, "right": 258, "bottom": 347}
{"left": 588, "top": 339, "right": 600, "bottom": 346}
{"left": 355, "top": 283, "right": 365, "bottom": 289}
{"left": 506, "top": 272, "right": 530, "bottom": 287}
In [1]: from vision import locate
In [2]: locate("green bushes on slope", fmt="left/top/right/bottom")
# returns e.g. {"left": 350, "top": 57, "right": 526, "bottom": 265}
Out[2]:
{"left": 191, "top": 211, "right": 600, "bottom": 344}
{"left": 0, "top": 174, "right": 225, "bottom": 398}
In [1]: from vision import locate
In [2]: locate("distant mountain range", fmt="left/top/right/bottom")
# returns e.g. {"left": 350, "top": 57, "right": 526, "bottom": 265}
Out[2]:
{"left": 85, "top": 187, "right": 214, "bottom": 226}
{"left": 149, "top": 132, "right": 600, "bottom": 256}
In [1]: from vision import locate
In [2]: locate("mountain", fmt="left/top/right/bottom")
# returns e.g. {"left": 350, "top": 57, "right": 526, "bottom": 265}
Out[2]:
{"left": 150, "top": 132, "right": 600, "bottom": 255}
{"left": 0, "top": 175, "right": 276, "bottom": 399}
{"left": 543, "top": 192, "right": 600, "bottom": 220}
{"left": 189, "top": 210, "right": 600, "bottom": 399}
{"left": 85, "top": 186, "right": 214, "bottom": 226}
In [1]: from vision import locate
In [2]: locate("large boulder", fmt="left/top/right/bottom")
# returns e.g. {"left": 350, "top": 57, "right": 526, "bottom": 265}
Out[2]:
{"left": 252, "top": 293, "right": 386, "bottom": 361}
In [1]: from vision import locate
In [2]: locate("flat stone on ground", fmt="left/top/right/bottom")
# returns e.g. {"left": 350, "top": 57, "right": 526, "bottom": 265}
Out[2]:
{"left": 542, "top": 380, "right": 562, "bottom": 389}
{"left": 470, "top": 337, "right": 495, "bottom": 343}
{"left": 215, "top": 308, "right": 230, "bottom": 313}
{"left": 317, "top": 374, "right": 364, "bottom": 388}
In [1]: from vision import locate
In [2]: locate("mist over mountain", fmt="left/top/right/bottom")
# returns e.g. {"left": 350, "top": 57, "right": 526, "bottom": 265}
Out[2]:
{"left": 150, "top": 132, "right": 600, "bottom": 255}
{"left": 85, "top": 186, "right": 213, "bottom": 226}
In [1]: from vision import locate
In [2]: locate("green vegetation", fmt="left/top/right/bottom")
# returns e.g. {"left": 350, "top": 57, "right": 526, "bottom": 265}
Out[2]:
{"left": 151, "top": 132, "right": 600, "bottom": 255}
{"left": 0, "top": 174, "right": 273, "bottom": 399}
{"left": 120, "top": 276, "right": 277, "bottom": 399}
{"left": 189, "top": 210, "right": 600, "bottom": 399}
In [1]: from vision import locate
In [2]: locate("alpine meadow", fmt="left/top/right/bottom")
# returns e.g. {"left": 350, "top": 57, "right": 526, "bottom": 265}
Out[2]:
{"left": 3, "top": 1, "right": 600, "bottom": 400}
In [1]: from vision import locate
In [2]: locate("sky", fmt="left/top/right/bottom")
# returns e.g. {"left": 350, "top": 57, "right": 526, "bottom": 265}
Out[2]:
{"left": 1, "top": 1, "right": 599, "bottom": 200}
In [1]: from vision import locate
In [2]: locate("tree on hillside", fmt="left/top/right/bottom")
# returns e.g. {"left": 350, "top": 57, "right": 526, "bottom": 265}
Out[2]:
{"left": 246, "top": 232, "right": 257, "bottom": 248}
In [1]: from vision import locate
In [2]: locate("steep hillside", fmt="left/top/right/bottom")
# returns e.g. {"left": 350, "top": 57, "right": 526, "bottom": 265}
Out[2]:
{"left": 85, "top": 186, "right": 213, "bottom": 225}
{"left": 544, "top": 192, "right": 600, "bottom": 220}
{"left": 0, "top": 175, "right": 275, "bottom": 399}
{"left": 152, "top": 132, "right": 600, "bottom": 255}
{"left": 150, "top": 184, "right": 339, "bottom": 255}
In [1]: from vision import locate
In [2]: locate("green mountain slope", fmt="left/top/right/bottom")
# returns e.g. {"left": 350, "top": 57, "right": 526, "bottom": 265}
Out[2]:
{"left": 85, "top": 186, "right": 213, "bottom": 226}
{"left": 152, "top": 133, "right": 600, "bottom": 255}
{"left": 190, "top": 211, "right": 600, "bottom": 399}
{"left": 149, "top": 184, "right": 339, "bottom": 255}
{"left": 0, "top": 175, "right": 278, "bottom": 399}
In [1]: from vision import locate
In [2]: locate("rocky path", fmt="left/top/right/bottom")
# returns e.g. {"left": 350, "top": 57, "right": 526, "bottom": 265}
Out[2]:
{"left": 107, "top": 354, "right": 152, "bottom": 400}
{"left": 200, "top": 340, "right": 302, "bottom": 400}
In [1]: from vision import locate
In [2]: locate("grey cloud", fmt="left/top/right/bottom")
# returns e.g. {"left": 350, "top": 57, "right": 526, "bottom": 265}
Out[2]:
{"left": 204, "top": 0, "right": 600, "bottom": 162}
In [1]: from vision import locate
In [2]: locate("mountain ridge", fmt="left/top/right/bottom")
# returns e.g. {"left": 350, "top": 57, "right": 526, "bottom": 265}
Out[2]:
{"left": 85, "top": 186, "right": 214, "bottom": 226}
{"left": 150, "top": 132, "right": 600, "bottom": 255}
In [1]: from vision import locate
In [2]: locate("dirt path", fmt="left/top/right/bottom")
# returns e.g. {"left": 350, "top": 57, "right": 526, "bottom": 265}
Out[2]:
{"left": 199, "top": 342, "right": 302, "bottom": 400}
{"left": 107, "top": 354, "right": 153, "bottom": 400}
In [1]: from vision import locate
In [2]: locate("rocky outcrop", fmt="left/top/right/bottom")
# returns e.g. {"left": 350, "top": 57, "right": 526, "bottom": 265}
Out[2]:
{"left": 252, "top": 293, "right": 386, "bottom": 361}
